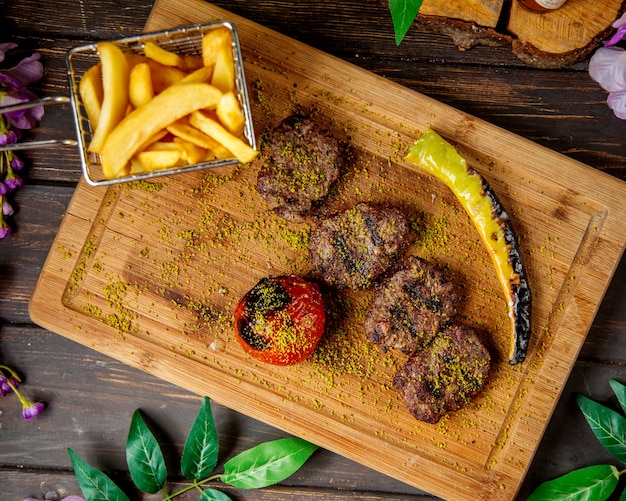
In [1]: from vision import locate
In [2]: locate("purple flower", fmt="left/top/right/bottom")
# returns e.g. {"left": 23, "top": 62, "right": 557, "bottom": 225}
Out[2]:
{"left": 0, "top": 127, "right": 20, "bottom": 145}
{"left": 589, "top": 12, "right": 626, "bottom": 119}
{"left": 0, "top": 365, "right": 45, "bottom": 419}
{"left": 604, "top": 11, "right": 626, "bottom": 47}
{"left": 0, "top": 43, "right": 45, "bottom": 238}
{"left": 0, "top": 42, "right": 44, "bottom": 86}
{"left": 10, "top": 152, "right": 24, "bottom": 170}
{"left": 604, "top": 25, "right": 626, "bottom": 48}
{"left": 607, "top": 89, "right": 626, "bottom": 119}
{"left": 22, "top": 401, "right": 45, "bottom": 420}
{"left": 4, "top": 165, "right": 23, "bottom": 190}
{"left": 0, "top": 78, "right": 45, "bottom": 130}
{"left": 4, "top": 52, "right": 44, "bottom": 86}
{"left": 2, "top": 195, "right": 13, "bottom": 216}
{"left": 0, "top": 43, "right": 17, "bottom": 63}
{"left": 0, "top": 218, "right": 11, "bottom": 238}
{"left": 0, "top": 48, "right": 45, "bottom": 131}
{"left": 0, "top": 374, "right": 19, "bottom": 396}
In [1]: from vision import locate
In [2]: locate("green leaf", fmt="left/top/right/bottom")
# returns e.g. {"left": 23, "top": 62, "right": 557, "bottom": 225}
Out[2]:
{"left": 200, "top": 489, "right": 233, "bottom": 501}
{"left": 182, "top": 396, "right": 219, "bottom": 480}
{"left": 221, "top": 437, "right": 317, "bottom": 489}
{"left": 388, "top": 0, "right": 424, "bottom": 45}
{"left": 126, "top": 409, "right": 167, "bottom": 494}
{"left": 527, "top": 464, "right": 619, "bottom": 501}
{"left": 609, "top": 379, "right": 626, "bottom": 415}
{"left": 68, "top": 448, "right": 130, "bottom": 501}
{"left": 577, "top": 394, "right": 626, "bottom": 463}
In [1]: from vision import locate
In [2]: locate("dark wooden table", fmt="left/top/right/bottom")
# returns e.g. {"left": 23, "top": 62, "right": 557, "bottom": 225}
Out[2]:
{"left": 1, "top": 1, "right": 625, "bottom": 500}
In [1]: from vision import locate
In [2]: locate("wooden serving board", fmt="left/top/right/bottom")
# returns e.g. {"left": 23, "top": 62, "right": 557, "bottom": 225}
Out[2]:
{"left": 30, "top": 0, "right": 626, "bottom": 499}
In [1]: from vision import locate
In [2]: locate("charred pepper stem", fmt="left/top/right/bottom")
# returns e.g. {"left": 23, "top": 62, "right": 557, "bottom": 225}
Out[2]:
{"left": 404, "top": 129, "right": 531, "bottom": 364}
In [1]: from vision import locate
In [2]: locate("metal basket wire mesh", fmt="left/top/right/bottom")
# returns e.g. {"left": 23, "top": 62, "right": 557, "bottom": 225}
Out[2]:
{"left": 65, "top": 21, "right": 256, "bottom": 186}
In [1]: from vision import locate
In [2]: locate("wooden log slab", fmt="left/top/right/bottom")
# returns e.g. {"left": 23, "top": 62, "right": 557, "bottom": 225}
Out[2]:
{"left": 420, "top": 0, "right": 504, "bottom": 28}
{"left": 405, "top": 0, "right": 626, "bottom": 68}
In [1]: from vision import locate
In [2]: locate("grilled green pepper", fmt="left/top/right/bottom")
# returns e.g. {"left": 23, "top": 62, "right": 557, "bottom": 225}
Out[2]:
{"left": 404, "top": 129, "right": 531, "bottom": 364}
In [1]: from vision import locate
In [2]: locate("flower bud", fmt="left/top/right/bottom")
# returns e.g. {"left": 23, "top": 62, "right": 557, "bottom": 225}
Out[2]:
{"left": 22, "top": 400, "right": 45, "bottom": 420}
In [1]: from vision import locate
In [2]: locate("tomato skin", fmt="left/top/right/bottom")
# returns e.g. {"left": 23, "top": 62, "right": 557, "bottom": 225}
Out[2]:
{"left": 234, "top": 275, "right": 326, "bottom": 365}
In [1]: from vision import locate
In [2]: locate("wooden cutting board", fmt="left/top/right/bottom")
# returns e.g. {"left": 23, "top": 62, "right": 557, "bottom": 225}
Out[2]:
{"left": 29, "top": 0, "right": 626, "bottom": 499}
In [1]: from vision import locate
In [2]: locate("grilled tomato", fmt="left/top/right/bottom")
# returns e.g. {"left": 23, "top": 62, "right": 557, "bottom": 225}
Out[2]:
{"left": 234, "top": 275, "right": 326, "bottom": 365}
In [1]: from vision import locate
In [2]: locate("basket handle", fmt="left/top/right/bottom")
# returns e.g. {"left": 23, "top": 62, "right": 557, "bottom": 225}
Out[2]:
{"left": 0, "top": 96, "right": 78, "bottom": 152}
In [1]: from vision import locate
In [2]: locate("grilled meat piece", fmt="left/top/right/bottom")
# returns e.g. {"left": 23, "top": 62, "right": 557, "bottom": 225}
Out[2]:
{"left": 393, "top": 324, "right": 491, "bottom": 424}
{"left": 365, "top": 256, "right": 458, "bottom": 354}
{"left": 256, "top": 114, "right": 343, "bottom": 221}
{"left": 309, "top": 202, "right": 409, "bottom": 290}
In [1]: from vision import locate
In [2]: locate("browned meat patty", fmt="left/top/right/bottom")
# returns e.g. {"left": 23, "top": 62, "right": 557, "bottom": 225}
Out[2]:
{"left": 256, "top": 114, "right": 343, "bottom": 221}
{"left": 365, "top": 256, "right": 458, "bottom": 354}
{"left": 393, "top": 324, "right": 490, "bottom": 424}
{"left": 309, "top": 202, "right": 409, "bottom": 290}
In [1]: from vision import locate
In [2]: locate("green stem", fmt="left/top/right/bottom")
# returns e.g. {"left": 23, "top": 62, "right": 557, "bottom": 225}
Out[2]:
{"left": 3, "top": 376, "right": 30, "bottom": 407}
{"left": 0, "top": 365, "right": 30, "bottom": 406}
{"left": 0, "top": 365, "right": 22, "bottom": 383}
{"left": 159, "top": 475, "right": 223, "bottom": 500}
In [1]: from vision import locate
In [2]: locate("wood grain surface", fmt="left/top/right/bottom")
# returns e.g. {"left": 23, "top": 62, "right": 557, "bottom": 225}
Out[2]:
{"left": 26, "top": 0, "right": 626, "bottom": 499}
{"left": 3, "top": 1, "right": 626, "bottom": 500}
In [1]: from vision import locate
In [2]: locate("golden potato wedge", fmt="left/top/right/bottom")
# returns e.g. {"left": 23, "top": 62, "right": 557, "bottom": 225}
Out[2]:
{"left": 129, "top": 158, "right": 146, "bottom": 175}
{"left": 179, "top": 65, "right": 213, "bottom": 85}
{"left": 125, "top": 52, "right": 149, "bottom": 69}
{"left": 144, "top": 41, "right": 186, "bottom": 69}
{"left": 201, "top": 26, "right": 232, "bottom": 68}
{"left": 129, "top": 62, "right": 154, "bottom": 109}
{"left": 216, "top": 91, "right": 245, "bottom": 136}
{"left": 166, "top": 120, "right": 233, "bottom": 159}
{"left": 167, "top": 119, "right": 221, "bottom": 150}
{"left": 173, "top": 137, "right": 208, "bottom": 164}
{"left": 183, "top": 55, "right": 204, "bottom": 72}
{"left": 145, "top": 141, "right": 184, "bottom": 152}
{"left": 135, "top": 149, "right": 182, "bottom": 172}
{"left": 89, "top": 42, "right": 129, "bottom": 153}
{"left": 79, "top": 64, "right": 104, "bottom": 130}
{"left": 126, "top": 132, "right": 171, "bottom": 175}
{"left": 190, "top": 110, "right": 257, "bottom": 164}
{"left": 147, "top": 60, "right": 187, "bottom": 94}
{"left": 135, "top": 129, "right": 168, "bottom": 153}
{"left": 100, "top": 83, "right": 223, "bottom": 179}
{"left": 210, "top": 44, "right": 235, "bottom": 93}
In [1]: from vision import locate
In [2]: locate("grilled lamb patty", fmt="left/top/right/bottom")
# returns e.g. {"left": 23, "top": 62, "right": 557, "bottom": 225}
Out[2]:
{"left": 256, "top": 114, "right": 343, "bottom": 221}
{"left": 309, "top": 202, "right": 409, "bottom": 290}
{"left": 365, "top": 256, "right": 458, "bottom": 355}
{"left": 393, "top": 324, "right": 490, "bottom": 424}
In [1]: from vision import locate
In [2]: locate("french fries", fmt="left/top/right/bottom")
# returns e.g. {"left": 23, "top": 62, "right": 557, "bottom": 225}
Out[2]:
{"left": 128, "top": 62, "right": 154, "bottom": 108}
{"left": 190, "top": 110, "right": 257, "bottom": 164}
{"left": 100, "top": 83, "right": 222, "bottom": 179}
{"left": 88, "top": 42, "right": 129, "bottom": 153}
{"left": 216, "top": 91, "right": 245, "bottom": 136}
{"left": 79, "top": 64, "right": 103, "bottom": 130}
{"left": 143, "top": 41, "right": 186, "bottom": 69}
{"left": 78, "top": 25, "right": 256, "bottom": 180}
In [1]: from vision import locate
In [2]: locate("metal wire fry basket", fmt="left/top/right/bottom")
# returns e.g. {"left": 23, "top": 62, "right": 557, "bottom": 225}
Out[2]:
{"left": 65, "top": 21, "right": 256, "bottom": 187}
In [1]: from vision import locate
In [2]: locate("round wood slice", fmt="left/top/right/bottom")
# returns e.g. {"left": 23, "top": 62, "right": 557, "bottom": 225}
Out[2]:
{"left": 408, "top": 0, "right": 626, "bottom": 67}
